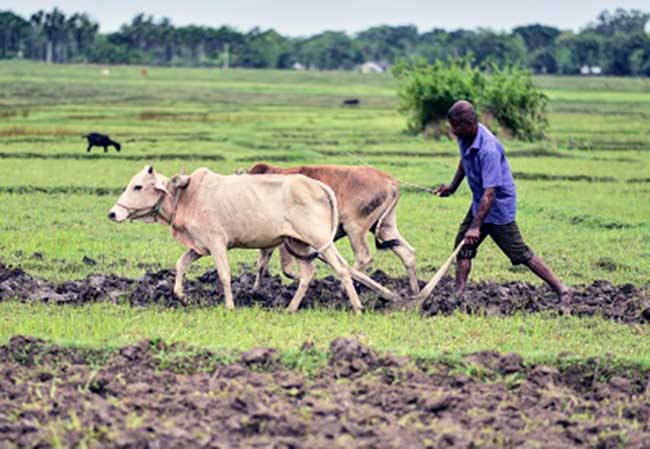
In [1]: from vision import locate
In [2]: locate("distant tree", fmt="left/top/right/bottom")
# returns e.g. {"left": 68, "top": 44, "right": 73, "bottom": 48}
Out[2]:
{"left": 513, "top": 24, "right": 561, "bottom": 51}
{"left": 241, "top": 28, "right": 293, "bottom": 68}
{"left": 513, "top": 24, "right": 561, "bottom": 73}
{"left": 591, "top": 9, "right": 650, "bottom": 37}
{"left": 0, "top": 11, "right": 29, "bottom": 58}
{"left": 298, "top": 31, "right": 362, "bottom": 70}
{"left": 66, "top": 13, "right": 99, "bottom": 61}
{"left": 416, "top": 28, "right": 452, "bottom": 61}
{"left": 356, "top": 25, "right": 418, "bottom": 62}
{"left": 471, "top": 30, "right": 528, "bottom": 66}
{"left": 629, "top": 45, "right": 650, "bottom": 76}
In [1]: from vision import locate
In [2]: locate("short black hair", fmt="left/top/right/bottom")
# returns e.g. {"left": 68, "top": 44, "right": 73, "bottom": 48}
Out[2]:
{"left": 447, "top": 100, "right": 478, "bottom": 124}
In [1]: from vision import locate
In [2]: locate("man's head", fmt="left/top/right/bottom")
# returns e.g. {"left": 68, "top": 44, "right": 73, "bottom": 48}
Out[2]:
{"left": 447, "top": 100, "right": 478, "bottom": 141}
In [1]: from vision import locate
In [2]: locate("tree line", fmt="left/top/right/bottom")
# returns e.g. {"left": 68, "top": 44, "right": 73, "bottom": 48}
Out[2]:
{"left": 0, "top": 8, "right": 649, "bottom": 75}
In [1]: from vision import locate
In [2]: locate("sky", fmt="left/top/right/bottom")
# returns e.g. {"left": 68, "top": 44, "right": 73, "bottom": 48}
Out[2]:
{"left": 4, "top": 0, "right": 650, "bottom": 36}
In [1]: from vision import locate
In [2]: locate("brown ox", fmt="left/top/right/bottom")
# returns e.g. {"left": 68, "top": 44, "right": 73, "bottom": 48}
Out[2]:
{"left": 108, "top": 165, "right": 399, "bottom": 313}
{"left": 248, "top": 163, "right": 419, "bottom": 293}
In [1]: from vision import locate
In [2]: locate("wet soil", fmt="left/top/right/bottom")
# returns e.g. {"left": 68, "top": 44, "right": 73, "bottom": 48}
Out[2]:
{"left": 1, "top": 336, "right": 650, "bottom": 448}
{"left": 1, "top": 262, "right": 649, "bottom": 323}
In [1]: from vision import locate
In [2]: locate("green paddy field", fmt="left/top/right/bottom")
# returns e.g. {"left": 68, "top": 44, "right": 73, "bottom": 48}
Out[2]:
{"left": 0, "top": 61, "right": 648, "bottom": 362}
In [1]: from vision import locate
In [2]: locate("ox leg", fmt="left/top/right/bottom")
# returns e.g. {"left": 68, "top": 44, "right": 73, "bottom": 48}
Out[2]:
{"left": 346, "top": 228, "right": 373, "bottom": 271}
{"left": 278, "top": 245, "right": 298, "bottom": 279}
{"left": 286, "top": 259, "right": 316, "bottom": 313}
{"left": 376, "top": 208, "right": 419, "bottom": 294}
{"left": 86, "top": 145, "right": 92, "bottom": 152}
{"left": 174, "top": 249, "right": 201, "bottom": 303}
{"left": 211, "top": 245, "right": 235, "bottom": 310}
{"left": 319, "top": 245, "right": 363, "bottom": 314}
{"left": 253, "top": 248, "right": 274, "bottom": 291}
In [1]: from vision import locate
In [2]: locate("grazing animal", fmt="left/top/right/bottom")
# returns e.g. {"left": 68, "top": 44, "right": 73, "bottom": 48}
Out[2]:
{"left": 342, "top": 98, "right": 360, "bottom": 107}
{"left": 84, "top": 133, "right": 121, "bottom": 153}
{"left": 108, "top": 166, "right": 400, "bottom": 312}
{"left": 248, "top": 163, "right": 419, "bottom": 293}
{"left": 101, "top": 68, "right": 110, "bottom": 76}
{"left": 140, "top": 68, "right": 148, "bottom": 77}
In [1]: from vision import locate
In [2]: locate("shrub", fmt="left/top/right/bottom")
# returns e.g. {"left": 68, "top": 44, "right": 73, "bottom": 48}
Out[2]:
{"left": 481, "top": 64, "right": 548, "bottom": 141}
{"left": 393, "top": 59, "right": 548, "bottom": 141}
{"left": 392, "top": 58, "right": 485, "bottom": 134}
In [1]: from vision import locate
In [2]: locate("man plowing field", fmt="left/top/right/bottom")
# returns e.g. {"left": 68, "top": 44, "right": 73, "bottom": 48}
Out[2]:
{"left": 435, "top": 100, "right": 570, "bottom": 303}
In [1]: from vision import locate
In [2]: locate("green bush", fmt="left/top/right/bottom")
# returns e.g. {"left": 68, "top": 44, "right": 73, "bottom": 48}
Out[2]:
{"left": 392, "top": 58, "right": 485, "bottom": 134}
{"left": 482, "top": 64, "right": 548, "bottom": 141}
{"left": 392, "top": 59, "right": 548, "bottom": 141}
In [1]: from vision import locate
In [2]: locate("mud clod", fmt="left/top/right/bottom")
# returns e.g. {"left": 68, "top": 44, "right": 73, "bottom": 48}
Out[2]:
{"left": 240, "top": 347, "right": 278, "bottom": 367}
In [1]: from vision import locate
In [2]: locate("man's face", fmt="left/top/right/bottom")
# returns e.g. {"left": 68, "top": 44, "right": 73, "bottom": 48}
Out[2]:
{"left": 449, "top": 119, "right": 478, "bottom": 141}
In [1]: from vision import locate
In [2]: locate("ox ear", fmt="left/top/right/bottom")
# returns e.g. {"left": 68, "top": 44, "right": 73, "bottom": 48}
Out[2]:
{"left": 147, "top": 165, "right": 154, "bottom": 174}
{"left": 171, "top": 174, "right": 190, "bottom": 189}
{"left": 153, "top": 174, "right": 172, "bottom": 197}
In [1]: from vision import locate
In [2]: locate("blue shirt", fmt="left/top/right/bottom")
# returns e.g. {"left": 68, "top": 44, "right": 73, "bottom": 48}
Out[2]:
{"left": 458, "top": 124, "right": 517, "bottom": 225}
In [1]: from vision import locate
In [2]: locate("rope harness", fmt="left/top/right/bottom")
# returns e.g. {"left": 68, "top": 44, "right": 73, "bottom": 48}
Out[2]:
{"left": 346, "top": 152, "right": 438, "bottom": 194}
{"left": 118, "top": 183, "right": 183, "bottom": 227}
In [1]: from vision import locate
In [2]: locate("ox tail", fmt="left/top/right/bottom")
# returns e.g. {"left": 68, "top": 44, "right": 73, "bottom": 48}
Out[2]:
{"left": 314, "top": 181, "right": 340, "bottom": 254}
{"left": 373, "top": 183, "right": 401, "bottom": 251}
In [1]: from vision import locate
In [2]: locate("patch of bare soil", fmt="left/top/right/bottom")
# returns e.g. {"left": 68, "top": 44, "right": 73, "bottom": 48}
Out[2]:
{"left": 1, "top": 262, "right": 649, "bottom": 322}
{"left": 1, "top": 336, "right": 649, "bottom": 448}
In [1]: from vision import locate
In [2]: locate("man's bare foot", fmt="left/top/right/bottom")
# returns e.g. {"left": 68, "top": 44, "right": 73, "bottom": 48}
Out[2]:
{"left": 557, "top": 287, "right": 572, "bottom": 315}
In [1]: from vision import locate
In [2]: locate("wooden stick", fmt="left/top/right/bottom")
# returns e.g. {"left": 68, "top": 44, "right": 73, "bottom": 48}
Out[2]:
{"left": 412, "top": 240, "right": 465, "bottom": 305}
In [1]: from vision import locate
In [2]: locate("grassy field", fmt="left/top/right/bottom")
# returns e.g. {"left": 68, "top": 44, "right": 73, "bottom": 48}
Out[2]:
{"left": 0, "top": 61, "right": 649, "bottom": 362}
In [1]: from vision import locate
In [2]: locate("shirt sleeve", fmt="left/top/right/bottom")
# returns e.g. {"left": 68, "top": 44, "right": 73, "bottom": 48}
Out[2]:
{"left": 480, "top": 148, "right": 502, "bottom": 189}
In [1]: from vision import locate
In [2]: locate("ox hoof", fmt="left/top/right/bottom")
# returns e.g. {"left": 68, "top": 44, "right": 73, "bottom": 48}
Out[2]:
{"left": 174, "top": 291, "right": 188, "bottom": 305}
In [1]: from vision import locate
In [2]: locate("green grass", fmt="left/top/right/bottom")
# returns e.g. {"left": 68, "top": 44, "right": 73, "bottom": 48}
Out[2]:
{"left": 1, "top": 61, "right": 650, "bottom": 362}
{"left": 2, "top": 302, "right": 649, "bottom": 366}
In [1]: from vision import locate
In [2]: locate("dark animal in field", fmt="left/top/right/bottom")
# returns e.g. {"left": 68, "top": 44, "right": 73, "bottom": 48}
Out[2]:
{"left": 247, "top": 163, "right": 418, "bottom": 293}
{"left": 84, "top": 133, "right": 121, "bottom": 153}
{"left": 342, "top": 98, "right": 360, "bottom": 107}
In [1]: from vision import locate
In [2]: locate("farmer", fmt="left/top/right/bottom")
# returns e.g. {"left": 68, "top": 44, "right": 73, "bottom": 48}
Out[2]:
{"left": 435, "top": 100, "right": 570, "bottom": 301}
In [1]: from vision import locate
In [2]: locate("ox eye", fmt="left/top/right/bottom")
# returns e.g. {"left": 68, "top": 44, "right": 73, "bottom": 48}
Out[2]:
{"left": 134, "top": 185, "right": 143, "bottom": 191}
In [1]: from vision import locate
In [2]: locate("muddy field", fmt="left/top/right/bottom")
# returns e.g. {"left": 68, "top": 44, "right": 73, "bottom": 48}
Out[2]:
{"left": 1, "top": 262, "right": 649, "bottom": 323}
{"left": 1, "top": 336, "right": 649, "bottom": 448}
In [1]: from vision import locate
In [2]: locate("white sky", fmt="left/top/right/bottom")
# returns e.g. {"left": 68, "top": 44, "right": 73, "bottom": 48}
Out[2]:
{"left": 3, "top": 0, "right": 649, "bottom": 35}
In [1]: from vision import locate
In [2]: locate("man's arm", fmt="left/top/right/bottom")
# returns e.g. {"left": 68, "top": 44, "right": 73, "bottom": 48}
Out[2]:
{"left": 464, "top": 188, "right": 495, "bottom": 245}
{"left": 434, "top": 160, "right": 465, "bottom": 197}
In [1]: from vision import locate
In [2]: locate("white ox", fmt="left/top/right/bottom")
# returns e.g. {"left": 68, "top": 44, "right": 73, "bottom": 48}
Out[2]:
{"left": 108, "top": 166, "right": 399, "bottom": 313}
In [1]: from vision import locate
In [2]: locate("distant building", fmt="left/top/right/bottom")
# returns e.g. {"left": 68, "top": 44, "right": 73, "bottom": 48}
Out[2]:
{"left": 359, "top": 61, "right": 385, "bottom": 74}
{"left": 580, "top": 65, "right": 602, "bottom": 76}
{"left": 590, "top": 66, "right": 602, "bottom": 75}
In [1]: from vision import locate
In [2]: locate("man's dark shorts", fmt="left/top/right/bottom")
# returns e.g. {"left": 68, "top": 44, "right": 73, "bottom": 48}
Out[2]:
{"left": 454, "top": 208, "right": 534, "bottom": 265}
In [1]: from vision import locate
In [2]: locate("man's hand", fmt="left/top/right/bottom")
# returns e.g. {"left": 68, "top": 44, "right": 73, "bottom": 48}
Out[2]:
{"left": 464, "top": 227, "right": 481, "bottom": 246}
{"left": 434, "top": 184, "right": 455, "bottom": 197}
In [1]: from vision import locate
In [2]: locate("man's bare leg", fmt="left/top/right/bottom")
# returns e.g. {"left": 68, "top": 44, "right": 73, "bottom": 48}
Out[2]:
{"left": 455, "top": 258, "right": 472, "bottom": 294}
{"left": 524, "top": 255, "right": 569, "bottom": 298}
